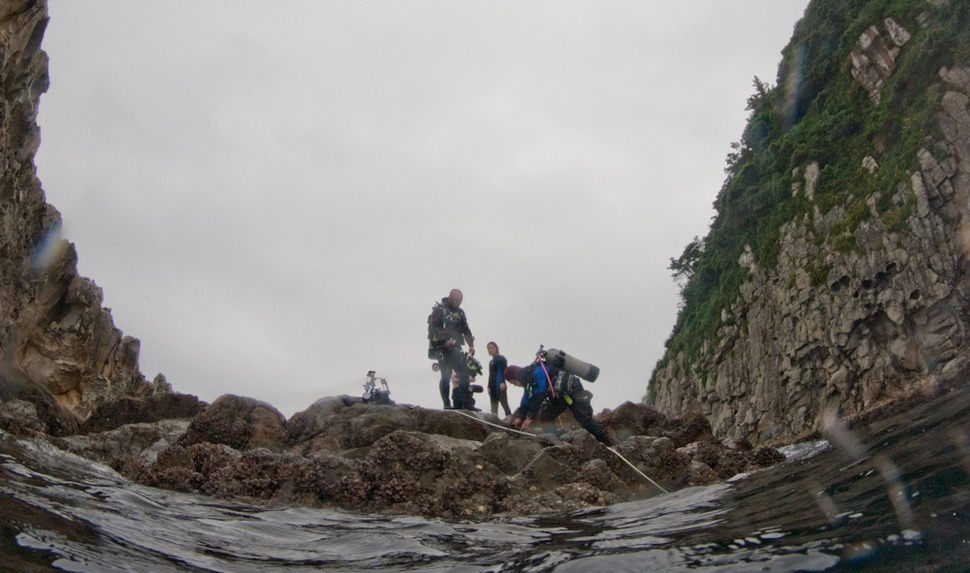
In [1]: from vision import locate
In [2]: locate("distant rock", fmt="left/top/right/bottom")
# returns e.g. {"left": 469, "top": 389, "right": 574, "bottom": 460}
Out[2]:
{"left": 80, "top": 392, "right": 207, "bottom": 433}
{"left": 54, "top": 419, "right": 191, "bottom": 469}
{"left": 178, "top": 394, "right": 287, "bottom": 451}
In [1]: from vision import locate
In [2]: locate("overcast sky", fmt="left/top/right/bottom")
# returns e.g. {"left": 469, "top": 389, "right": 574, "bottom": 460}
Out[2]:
{"left": 35, "top": 1, "right": 809, "bottom": 418}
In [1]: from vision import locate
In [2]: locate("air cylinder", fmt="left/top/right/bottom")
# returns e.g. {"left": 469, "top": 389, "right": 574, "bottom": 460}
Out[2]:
{"left": 543, "top": 348, "right": 600, "bottom": 382}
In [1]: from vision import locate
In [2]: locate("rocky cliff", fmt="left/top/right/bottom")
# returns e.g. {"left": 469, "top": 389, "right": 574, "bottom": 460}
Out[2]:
{"left": 651, "top": 1, "right": 970, "bottom": 445}
{"left": 0, "top": 0, "right": 163, "bottom": 430}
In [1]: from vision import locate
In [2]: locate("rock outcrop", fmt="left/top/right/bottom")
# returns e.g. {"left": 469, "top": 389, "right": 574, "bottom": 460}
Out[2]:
{"left": 49, "top": 394, "right": 784, "bottom": 518}
{"left": 849, "top": 19, "right": 910, "bottom": 104}
{"left": 0, "top": 0, "right": 162, "bottom": 425}
{"left": 652, "top": 7, "right": 970, "bottom": 445}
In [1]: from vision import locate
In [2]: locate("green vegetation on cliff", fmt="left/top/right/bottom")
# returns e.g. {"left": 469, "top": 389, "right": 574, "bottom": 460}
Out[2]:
{"left": 649, "top": 0, "right": 970, "bottom": 403}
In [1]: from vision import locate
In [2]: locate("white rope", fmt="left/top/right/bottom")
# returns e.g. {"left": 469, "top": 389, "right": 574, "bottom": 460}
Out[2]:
{"left": 448, "top": 409, "right": 538, "bottom": 437}
{"left": 607, "top": 446, "right": 669, "bottom": 494}
{"left": 449, "top": 409, "right": 669, "bottom": 494}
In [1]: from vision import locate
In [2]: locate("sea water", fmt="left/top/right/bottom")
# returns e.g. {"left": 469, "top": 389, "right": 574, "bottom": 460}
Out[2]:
{"left": 3, "top": 386, "right": 970, "bottom": 572}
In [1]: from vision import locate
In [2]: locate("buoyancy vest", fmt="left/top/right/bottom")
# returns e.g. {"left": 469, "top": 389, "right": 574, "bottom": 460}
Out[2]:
{"left": 428, "top": 299, "right": 469, "bottom": 349}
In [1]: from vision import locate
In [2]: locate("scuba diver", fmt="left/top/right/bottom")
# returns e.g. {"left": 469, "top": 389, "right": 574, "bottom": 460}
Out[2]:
{"left": 449, "top": 364, "right": 485, "bottom": 411}
{"left": 486, "top": 341, "right": 512, "bottom": 417}
{"left": 504, "top": 347, "right": 615, "bottom": 446}
{"left": 427, "top": 289, "right": 475, "bottom": 409}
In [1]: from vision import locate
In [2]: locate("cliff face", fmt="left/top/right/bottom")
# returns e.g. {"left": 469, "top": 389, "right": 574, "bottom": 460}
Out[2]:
{"left": 652, "top": 2, "right": 970, "bottom": 445}
{"left": 0, "top": 0, "right": 161, "bottom": 429}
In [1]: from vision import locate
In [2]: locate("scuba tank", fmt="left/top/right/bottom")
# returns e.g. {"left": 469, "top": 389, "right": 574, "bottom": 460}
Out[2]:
{"left": 540, "top": 347, "right": 600, "bottom": 382}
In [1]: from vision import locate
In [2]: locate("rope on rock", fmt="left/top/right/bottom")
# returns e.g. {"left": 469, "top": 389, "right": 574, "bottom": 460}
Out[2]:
{"left": 448, "top": 408, "right": 537, "bottom": 438}
{"left": 448, "top": 409, "right": 669, "bottom": 494}
{"left": 607, "top": 446, "right": 669, "bottom": 494}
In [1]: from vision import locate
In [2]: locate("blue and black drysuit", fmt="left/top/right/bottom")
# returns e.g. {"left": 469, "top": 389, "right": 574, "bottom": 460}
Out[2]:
{"left": 510, "top": 362, "right": 615, "bottom": 446}
{"left": 488, "top": 353, "right": 511, "bottom": 416}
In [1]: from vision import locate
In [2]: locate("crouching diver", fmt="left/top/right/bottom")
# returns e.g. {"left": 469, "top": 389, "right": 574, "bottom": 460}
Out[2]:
{"left": 504, "top": 360, "right": 616, "bottom": 446}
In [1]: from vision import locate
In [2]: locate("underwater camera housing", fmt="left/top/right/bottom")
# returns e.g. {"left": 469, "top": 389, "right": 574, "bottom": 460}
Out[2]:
{"left": 430, "top": 349, "right": 484, "bottom": 378}
{"left": 539, "top": 347, "right": 600, "bottom": 382}
{"left": 465, "top": 353, "right": 484, "bottom": 377}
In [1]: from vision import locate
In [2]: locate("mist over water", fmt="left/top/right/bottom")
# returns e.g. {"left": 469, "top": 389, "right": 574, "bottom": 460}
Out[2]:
{"left": 4, "top": 385, "right": 970, "bottom": 571}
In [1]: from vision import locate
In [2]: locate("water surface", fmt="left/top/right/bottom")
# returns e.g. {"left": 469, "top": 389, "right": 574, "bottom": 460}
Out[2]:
{"left": 3, "top": 387, "right": 970, "bottom": 571}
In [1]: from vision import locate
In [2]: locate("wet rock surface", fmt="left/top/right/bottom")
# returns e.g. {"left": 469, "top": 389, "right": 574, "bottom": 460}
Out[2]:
{"left": 21, "top": 393, "right": 785, "bottom": 518}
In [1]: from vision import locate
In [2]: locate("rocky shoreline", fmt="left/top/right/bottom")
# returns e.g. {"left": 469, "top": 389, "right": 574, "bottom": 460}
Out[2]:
{"left": 0, "top": 383, "right": 785, "bottom": 518}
